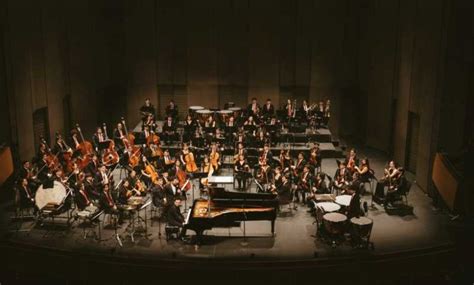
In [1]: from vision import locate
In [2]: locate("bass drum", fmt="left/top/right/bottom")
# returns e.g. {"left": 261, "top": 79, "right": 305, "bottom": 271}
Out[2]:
{"left": 35, "top": 181, "right": 68, "bottom": 210}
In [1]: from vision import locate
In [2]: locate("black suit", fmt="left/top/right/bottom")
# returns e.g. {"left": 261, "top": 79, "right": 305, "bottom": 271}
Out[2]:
{"left": 261, "top": 104, "right": 275, "bottom": 118}
{"left": 166, "top": 204, "right": 185, "bottom": 227}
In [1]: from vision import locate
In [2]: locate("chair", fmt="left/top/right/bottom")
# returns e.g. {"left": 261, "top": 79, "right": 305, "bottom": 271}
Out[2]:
{"left": 165, "top": 225, "right": 181, "bottom": 241}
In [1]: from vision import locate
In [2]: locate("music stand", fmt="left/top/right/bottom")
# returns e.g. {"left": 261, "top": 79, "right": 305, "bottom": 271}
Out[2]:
{"left": 134, "top": 136, "right": 146, "bottom": 146}
{"left": 98, "top": 141, "right": 111, "bottom": 151}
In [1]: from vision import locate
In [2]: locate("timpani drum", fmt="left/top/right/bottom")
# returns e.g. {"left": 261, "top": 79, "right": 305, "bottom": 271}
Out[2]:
{"left": 315, "top": 202, "right": 341, "bottom": 225}
{"left": 228, "top": 107, "right": 241, "bottom": 118}
{"left": 217, "top": 110, "right": 233, "bottom": 122}
{"left": 350, "top": 216, "right": 373, "bottom": 241}
{"left": 189, "top": 106, "right": 204, "bottom": 118}
{"left": 35, "top": 181, "right": 68, "bottom": 210}
{"left": 335, "top": 194, "right": 353, "bottom": 207}
{"left": 323, "top": 212, "right": 347, "bottom": 235}
{"left": 196, "top": 109, "right": 212, "bottom": 124}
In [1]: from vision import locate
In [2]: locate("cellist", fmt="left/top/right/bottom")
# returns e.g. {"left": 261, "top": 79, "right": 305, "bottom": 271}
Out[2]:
{"left": 180, "top": 143, "right": 198, "bottom": 173}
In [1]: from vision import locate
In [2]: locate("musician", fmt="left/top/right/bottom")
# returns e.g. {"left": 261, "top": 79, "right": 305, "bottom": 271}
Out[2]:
{"left": 284, "top": 99, "right": 295, "bottom": 120}
{"left": 234, "top": 143, "right": 247, "bottom": 162}
{"left": 54, "top": 134, "right": 72, "bottom": 166}
{"left": 162, "top": 149, "right": 175, "bottom": 171}
{"left": 296, "top": 165, "right": 312, "bottom": 203}
{"left": 180, "top": 143, "right": 198, "bottom": 173}
{"left": 266, "top": 117, "right": 280, "bottom": 144}
{"left": 165, "top": 100, "right": 178, "bottom": 121}
{"left": 226, "top": 115, "right": 236, "bottom": 127}
{"left": 140, "top": 98, "right": 156, "bottom": 121}
{"left": 234, "top": 154, "right": 250, "bottom": 190}
{"left": 345, "top": 148, "right": 359, "bottom": 174}
{"left": 261, "top": 98, "right": 275, "bottom": 119}
{"left": 312, "top": 172, "right": 329, "bottom": 194}
{"left": 113, "top": 123, "right": 127, "bottom": 150}
{"left": 17, "top": 178, "right": 35, "bottom": 209}
{"left": 92, "top": 127, "right": 106, "bottom": 151}
{"left": 279, "top": 148, "right": 292, "bottom": 174}
{"left": 162, "top": 116, "right": 177, "bottom": 145}
{"left": 333, "top": 161, "right": 351, "bottom": 193}
{"left": 375, "top": 161, "right": 401, "bottom": 200}
{"left": 118, "top": 179, "right": 139, "bottom": 205}
{"left": 86, "top": 154, "right": 100, "bottom": 175}
{"left": 183, "top": 114, "right": 197, "bottom": 143}
{"left": 255, "top": 159, "right": 272, "bottom": 192}
{"left": 143, "top": 114, "right": 157, "bottom": 133}
{"left": 151, "top": 176, "right": 167, "bottom": 208}
{"left": 18, "top": 160, "right": 39, "bottom": 188}
{"left": 354, "top": 158, "right": 373, "bottom": 184}
{"left": 75, "top": 183, "right": 92, "bottom": 211}
{"left": 247, "top": 97, "right": 260, "bottom": 118}
{"left": 164, "top": 176, "right": 181, "bottom": 199}
{"left": 127, "top": 169, "right": 145, "bottom": 194}
{"left": 209, "top": 143, "right": 221, "bottom": 173}
{"left": 385, "top": 167, "right": 407, "bottom": 207}
{"left": 84, "top": 174, "right": 101, "bottom": 201}
{"left": 259, "top": 144, "right": 273, "bottom": 166}
{"left": 308, "top": 145, "right": 322, "bottom": 173}
{"left": 255, "top": 130, "right": 269, "bottom": 149}
{"left": 37, "top": 140, "right": 49, "bottom": 158}
{"left": 291, "top": 152, "right": 306, "bottom": 177}
{"left": 166, "top": 198, "right": 185, "bottom": 232}
{"left": 234, "top": 131, "right": 247, "bottom": 148}
{"left": 276, "top": 175, "right": 292, "bottom": 205}
{"left": 141, "top": 125, "right": 152, "bottom": 141}
{"left": 269, "top": 166, "right": 283, "bottom": 192}
{"left": 94, "top": 164, "right": 110, "bottom": 189}
{"left": 99, "top": 183, "right": 117, "bottom": 212}
{"left": 323, "top": 99, "right": 331, "bottom": 126}
{"left": 204, "top": 115, "right": 216, "bottom": 129}
{"left": 300, "top": 99, "right": 310, "bottom": 120}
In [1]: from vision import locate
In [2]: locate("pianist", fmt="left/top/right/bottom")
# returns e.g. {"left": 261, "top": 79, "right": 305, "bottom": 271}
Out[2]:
{"left": 167, "top": 198, "right": 185, "bottom": 231}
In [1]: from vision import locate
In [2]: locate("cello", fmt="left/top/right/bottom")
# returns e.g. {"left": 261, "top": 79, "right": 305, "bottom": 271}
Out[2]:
{"left": 121, "top": 117, "right": 141, "bottom": 168}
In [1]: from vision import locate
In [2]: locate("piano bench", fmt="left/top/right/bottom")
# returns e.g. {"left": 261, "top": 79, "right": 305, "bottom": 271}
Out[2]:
{"left": 165, "top": 225, "right": 181, "bottom": 241}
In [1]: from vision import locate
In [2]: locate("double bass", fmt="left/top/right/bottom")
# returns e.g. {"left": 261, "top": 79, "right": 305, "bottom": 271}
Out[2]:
{"left": 75, "top": 124, "right": 94, "bottom": 170}
{"left": 122, "top": 117, "right": 141, "bottom": 168}
{"left": 101, "top": 123, "right": 119, "bottom": 167}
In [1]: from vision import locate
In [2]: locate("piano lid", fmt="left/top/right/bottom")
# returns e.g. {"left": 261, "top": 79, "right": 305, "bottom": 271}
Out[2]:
{"left": 209, "top": 187, "right": 277, "bottom": 201}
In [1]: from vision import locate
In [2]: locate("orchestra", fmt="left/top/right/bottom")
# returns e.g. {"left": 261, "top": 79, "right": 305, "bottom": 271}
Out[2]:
{"left": 13, "top": 96, "right": 392, "bottom": 245}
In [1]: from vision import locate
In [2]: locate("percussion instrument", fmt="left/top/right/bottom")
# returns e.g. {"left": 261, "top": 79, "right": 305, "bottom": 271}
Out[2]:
{"left": 228, "top": 107, "right": 241, "bottom": 118}
{"left": 323, "top": 212, "right": 347, "bottom": 235}
{"left": 350, "top": 216, "right": 373, "bottom": 240}
{"left": 118, "top": 204, "right": 136, "bottom": 212}
{"left": 77, "top": 205, "right": 99, "bottom": 220}
{"left": 35, "top": 181, "right": 68, "bottom": 210}
{"left": 128, "top": 196, "right": 144, "bottom": 207}
{"left": 196, "top": 109, "right": 212, "bottom": 123}
{"left": 217, "top": 110, "right": 233, "bottom": 122}
{"left": 315, "top": 202, "right": 340, "bottom": 213}
{"left": 335, "top": 194, "right": 352, "bottom": 207}
{"left": 189, "top": 106, "right": 204, "bottom": 118}
{"left": 314, "top": 194, "right": 336, "bottom": 203}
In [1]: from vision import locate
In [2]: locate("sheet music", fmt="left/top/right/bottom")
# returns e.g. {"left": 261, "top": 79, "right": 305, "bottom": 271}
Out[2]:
{"left": 184, "top": 208, "right": 192, "bottom": 225}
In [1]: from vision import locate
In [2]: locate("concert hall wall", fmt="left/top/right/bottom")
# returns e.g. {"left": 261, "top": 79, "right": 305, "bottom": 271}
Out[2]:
{"left": 1, "top": 0, "right": 472, "bottom": 196}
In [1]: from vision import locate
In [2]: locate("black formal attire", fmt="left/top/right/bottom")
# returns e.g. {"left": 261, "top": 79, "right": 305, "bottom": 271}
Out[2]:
{"left": 166, "top": 204, "right": 185, "bottom": 227}
{"left": 277, "top": 180, "right": 292, "bottom": 205}
{"left": 162, "top": 121, "right": 177, "bottom": 145}
{"left": 234, "top": 160, "right": 250, "bottom": 190}
{"left": 165, "top": 105, "right": 178, "bottom": 121}
{"left": 261, "top": 103, "right": 275, "bottom": 119}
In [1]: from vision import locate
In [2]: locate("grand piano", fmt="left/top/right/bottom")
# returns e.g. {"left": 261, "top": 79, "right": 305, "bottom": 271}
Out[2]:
{"left": 183, "top": 187, "right": 278, "bottom": 243}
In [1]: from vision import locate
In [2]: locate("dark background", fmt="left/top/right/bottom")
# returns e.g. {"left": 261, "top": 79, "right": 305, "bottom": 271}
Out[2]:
{"left": 0, "top": 0, "right": 472, "bottom": 196}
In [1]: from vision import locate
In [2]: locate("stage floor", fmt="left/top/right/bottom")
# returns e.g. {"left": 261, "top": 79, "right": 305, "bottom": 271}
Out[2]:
{"left": 3, "top": 148, "right": 454, "bottom": 261}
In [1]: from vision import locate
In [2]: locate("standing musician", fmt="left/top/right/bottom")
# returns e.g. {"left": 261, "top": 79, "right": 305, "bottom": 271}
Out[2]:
{"left": 162, "top": 116, "right": 177, "bottom": 145}
{"left": 165, "top": 100, "right": 178, "bottom": 121}
{"left": 296, "top": 165, "right": 312, "bottom": 203}
{"left": 259, "top": 144, "right": 273, "bottom": 166}
{"left": 323, "top": 99, "right": 331, "bottom": 126}
{"left": 17, "top": 178, "right": 36, "bottom": 209}
{"left": 234, "top": 154, "right": 250, "bottom": 190}
{"left": 291, "top": 152, "right": 306, "bottom": 178}
{"left": 247, "top": 97, "right": 260, "bottom": 119}
{"left": 183, "top": 114, "right": 197, "bottom": 143}
{"left": 284, "top": 99, "right": 295, "bottom": 121}
{"left": 113, "top": 123, "right": 127, "bottom": 150}
{"left": 300, "top": 99, "right": 311, "bottom": 121}
{"left": 75, "top": 182, "right": 92, "bottom": 211}
{"left": 261, "top": 98, "right": 275, "bottom": 120}
{"left": 180, "top": 143, "right": 198, "bottom": 173}
{"left": 209, "top": 143, "right": 221, "bottom": 173}
{"left": 333, "top": 161, "right": 351, "bottom": 194}
{"left": 92, "top": 127, "right": 106, "bottom": 152}
{"left": 308, "top": 145, "right": 322, "bottom": 174}
{"left": 162, "top": 149, "right": 175, "bottom": 172}
{"left": 140, "top": 98, "right": 156, "bottom": 123}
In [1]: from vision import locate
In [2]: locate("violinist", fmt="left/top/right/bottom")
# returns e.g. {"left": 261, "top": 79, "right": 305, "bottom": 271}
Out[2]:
{"left": 233, "top": 143, "right": 247, "bottom": 163}
{"left": 94, "top": 165, "right": 110, "bottom": 189}
{"left": 333, "top": 161, "right": 351, "bottom": 193}
{"left": 261, "top": 98, "right": 275, "bottom": 120}
{"left": 84, "top": 174, "right": 100, "bottom": 201}
{"left": 75, "top": 182, "right": 92, "bottom": 211}
{"left": 259, "top": 144, "right": 273, "bottom": 166}
{"left": 165, "top": 100, "right": 178, "bottom": 121}
{"left": 86, "top": 154, "right": 100, "bottom": 175}
{"left": 284, "top": 99, "right": 295, "bottom": 120}
{"left": 162, "top": 116, "right": 177, "bottom": 145}
{"left": 100, "top": 183, "right": 117, "bottom": 212}
{"left": 255, "top": 159, "right": 272, "bottom": 192}
{"left": 162, "top": 149, "right": 175, "bottom": 171}
{"left": 140, "top": 98, "right": 156, "bottom": 121}
{"left": 143, "top": 113, "right": 157, "bottom": 132}
{"left": 279, "top": 149, "right": 292, "bottom": 174}
{"left": 268, "top": 166, "right": 283, "bottom": 193}
{"left": 291, "top": 152, "right": 306, "bottom": 178}
{"left": 309, "top": 145, "right": 322, "bottom": 173}
{"left": 345, "top": 148, "right": 359, "bottom": 174}
{"left": 128, "top": 169, "right": 145, "bottom": 194}
{"left": 234, "top": 154, "right": 250, "bottom": 190}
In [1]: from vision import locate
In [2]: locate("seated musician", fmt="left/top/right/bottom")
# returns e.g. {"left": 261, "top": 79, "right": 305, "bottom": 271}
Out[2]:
{"left": 315, "top": 101, "right": 324, "bottom": 127}
{"left": 256, "top": 159, "right": 272, "bottom": 192}
{"left": 127, "top": 169, "right": 145, "bottom": 195}
{"left": 18, "top": 160, "right": 40, "bottom": 189}
{"left": 279, "top": 148, "right": 292, "bottom": 174}
{"left": 244, "top": 115, "right": 257, "bottom": 129}
{"left": 92, "top": 127, "right": 106, "bottom": 152}
{"left": 266, "top": 117, "right": 280, "bottom": 144}
{"left": 269, "top": 166, "right": 283, "bottom": 193}
{"left": 275, "top": 175, "right": 292, "bottom": 205}
{"left": 162, "top": 116, "right": 177, "bottom": 145}
{"left": 140, "top": 98, "right": 156, "bottom": 123}
{"left": 94, "top": 165, "right": 110, "bottom": 189}
{"left": 291, "top": 152, "right": 306, "bottom": 177}
{"left": 385, "top": 168, "right": 407, "bottom": 207}
{"left": 309, "top": 145, "right": 322, "bottom": 173}
{"left": 209, "top": 143, "right": 221, "bottom": 173}
{"left": 234, "top": 131, "right": 247, "bottom": 148}
{"left": 164, "top": 176, "right": 181, "bottom": 200}
{"left": 75, "top": 182, "right": 92, "bottom": 211}
{"left": 86, "top": 154, "right": 100, "bottom": 176}
{"left": 354, "top": 158, "right": 373, "bottom": 184}
{"left": 180, "top": 143, "right": 198, "bottom": 173}
{"left": 213, "top": 128, "right": 225, "bottom": 145}
{"left": 165, "top": 100, "right": 178, "bottom": 121}
{"left": 53, "top": 133, "right": 72, "bottom": 166}
{"left": 166, "top": 198, "right": 185, "bottom": 233}
{"left": 84, "top": 174, "right": 101, "bottom": 201}
{"left": 199, "top": 155, "right": 214, "bottom": 190}
{"left": 247, "top": 97, "right": 260, "bottom": 118}
{"left": 204, "top": 115, "right": 216, "bottom": 129}
{"left": 183, "top": 114, "right": 196, "bottom": 143}
{"left": 259, "top": 144, "right": 273, "bottom": 166}
{"left": 118, "top": 179, "right": 140, "bottom": 205}
{"left": 333, "top": 161, "right": 351, "bottom": 193}
{"left": 261, "top": 98, "right": 275, "bottom": 120}
{"left": 295, "top": 165, "right": 312, "bottom": 203}
{"left": 255, "top": 130, "right": 270, "bottom": 149}
{"left": 345, "top": 148, "right": 359, "bottom": 174}
{"left": 234, "top": 154, "right": 250, "bottom": 190}
{"left": 234, "top": 143, "right": 247, "bottom": 163}
{"left": 162, "top": 149, "right": 175, "bottom": 172}
{"left": 284, "top": 99, "right": 295, "bottom": 121}
{"left": 374, "top": 160, "right": 400, "bottom": 200}
{"left": 17, "top": 178, "right": 36, "bottom": 210}
{"left": 300, "top": 99, "right": 311, "bottom": 121}
{"left": 99, "top": 183, "right": 118, "bottom": 214}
